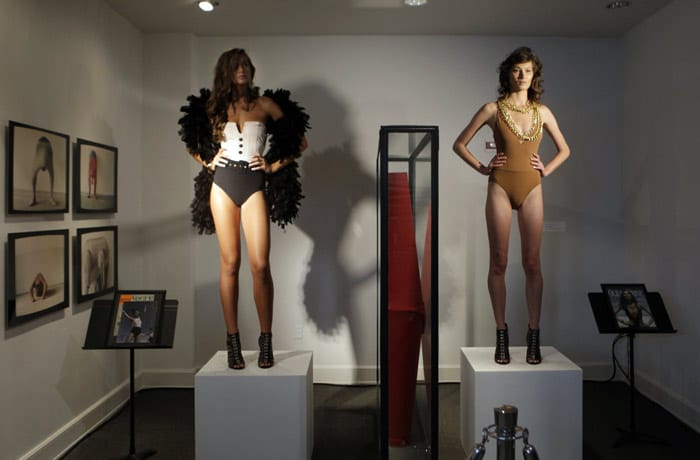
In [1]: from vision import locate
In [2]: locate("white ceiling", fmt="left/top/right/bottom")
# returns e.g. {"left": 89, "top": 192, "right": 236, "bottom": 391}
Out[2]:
{"left": 105, "top": 0, "right": 672, "bottom": 38}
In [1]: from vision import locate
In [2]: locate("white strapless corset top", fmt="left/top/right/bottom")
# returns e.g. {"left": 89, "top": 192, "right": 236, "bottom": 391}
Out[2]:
{"left": 221, "top": 121, "right": 267, "bottom": 163}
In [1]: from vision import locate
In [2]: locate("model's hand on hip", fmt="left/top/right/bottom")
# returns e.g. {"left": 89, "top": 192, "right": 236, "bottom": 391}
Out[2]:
{"left": 209, "top": 148, "right": 231, "bottom": 170}
{"left": 250, "top": 154, "right": 271, "bottom": 173}
{"left": 482, "top": 152, "right": 507, "bottom": 175}
{"left": 531, "top": 153, "right": 545, "bottom": 176}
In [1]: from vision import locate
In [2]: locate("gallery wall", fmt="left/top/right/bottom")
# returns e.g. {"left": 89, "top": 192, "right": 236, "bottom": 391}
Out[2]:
{"left": 621, "top": 0, "right": 700, "bottom": 431}
{"left": 0, "top": 1, "right": 145, "bottom": 459}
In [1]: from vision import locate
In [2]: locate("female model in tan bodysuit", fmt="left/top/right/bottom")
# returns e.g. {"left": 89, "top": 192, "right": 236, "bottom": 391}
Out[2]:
{"left": 453, "top": 47, "right": 570, "bottom": 364}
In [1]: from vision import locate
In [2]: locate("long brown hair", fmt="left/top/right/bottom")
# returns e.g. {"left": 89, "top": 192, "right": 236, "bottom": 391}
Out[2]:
{"left": 497, "top": 47, "right": 544, "bottom": 102}
{"left": 207, "top": 48, "right": 260, "bottom": 142}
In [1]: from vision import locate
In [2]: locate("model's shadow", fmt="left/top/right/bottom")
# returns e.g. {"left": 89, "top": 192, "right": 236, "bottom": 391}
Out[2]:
{"left": 297, "top": 142, "right": 374, "bottom": 332}
{"left": 292, "top": 83, "right": 375, "bottom": 376}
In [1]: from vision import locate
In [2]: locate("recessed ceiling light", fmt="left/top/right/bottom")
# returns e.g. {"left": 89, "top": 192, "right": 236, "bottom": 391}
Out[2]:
{"left": 198, "top": 1, "right": 219, "bottom": 12}
{"left": 405, "top": 0, "right": 428, "bottom": 6}
{"left": 606, "top": 1, "right": 631, "bottom": 9}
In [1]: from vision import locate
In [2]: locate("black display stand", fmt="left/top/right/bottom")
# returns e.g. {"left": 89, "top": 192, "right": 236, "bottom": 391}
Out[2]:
{"left": 83, "top": 299, "right": 178, "bottom": 459}
{"left": 588, "top": 291, "right": 675, "bottom": 448}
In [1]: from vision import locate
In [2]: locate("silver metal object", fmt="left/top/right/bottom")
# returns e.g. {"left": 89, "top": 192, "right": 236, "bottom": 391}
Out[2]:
{"left": 466, "top": 405, "right": 540, "bottom": 460}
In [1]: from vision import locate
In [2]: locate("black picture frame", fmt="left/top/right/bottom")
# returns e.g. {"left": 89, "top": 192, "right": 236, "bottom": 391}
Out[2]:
{"left": 601, "top": 283, "right": 658, "bottom": 332}
{"left": 75, "top": 138, "right": 117, "bottom": 213}
{"left": 7, "top": 121, "right": 69, "bottom": 213}
{"left": 75, "top": 226, "right": 118, "bottom": 304}
{"left": 107, "top": 290, "right": 166, "bottom": 347}
{"left": 6, "top": 229, "right": 70, "bottom": 326}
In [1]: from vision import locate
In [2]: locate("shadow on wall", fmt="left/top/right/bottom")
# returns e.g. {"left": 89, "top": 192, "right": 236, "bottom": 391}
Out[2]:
{"left": 292, "top": 83, "right": 376, "bottom": 368}
{"left": 297, "top": 143, "right": 374, "bottom": 331}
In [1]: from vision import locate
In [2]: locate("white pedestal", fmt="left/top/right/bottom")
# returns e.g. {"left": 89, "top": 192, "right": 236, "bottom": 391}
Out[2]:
{"left": 195, "top": 350, "right": 313, "bottom": 460}
{"left": 461, "top": 347, "right": 582, "bottom": 460}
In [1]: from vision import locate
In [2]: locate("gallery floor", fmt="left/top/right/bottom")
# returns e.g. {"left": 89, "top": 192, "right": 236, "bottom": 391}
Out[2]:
{"left": 60, "top": 381, "right": 698, "bottom": 459}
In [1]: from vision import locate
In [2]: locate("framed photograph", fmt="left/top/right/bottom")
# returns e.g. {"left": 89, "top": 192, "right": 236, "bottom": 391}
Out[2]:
{"left": 76, "top": 226, "right": 118, "bottom": 303}
{"left": 7, "top": 230, "right": 69, "bottom": 326}
{"left": 601, "top": 283, "right": 658, "bottom": 331}
{"left": 75, "top": 138, "right": 117, "bottom": 212}
{"left": 7, "top": 121, "right": 69, "bottom": 213}
{"left": 107, "top": 290, "right": 166, "bottom": 347}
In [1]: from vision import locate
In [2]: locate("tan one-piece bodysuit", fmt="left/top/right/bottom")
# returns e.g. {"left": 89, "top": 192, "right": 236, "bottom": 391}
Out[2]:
{"left": 489, "top": 102, "right": 543, "bottom": 209}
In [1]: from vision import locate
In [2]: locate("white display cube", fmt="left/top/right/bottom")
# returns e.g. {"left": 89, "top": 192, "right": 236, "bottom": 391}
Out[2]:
{"left": 195, "top": 350, "right": 313, "bottom": 460}
{"left": 461, "top": 347, "right": 582, "bottom": 460}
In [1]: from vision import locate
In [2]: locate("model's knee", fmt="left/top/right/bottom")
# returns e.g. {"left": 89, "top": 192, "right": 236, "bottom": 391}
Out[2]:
{"left": 250, "top": 261, "right": 272, "bottom": 282}
{"left": 220, "top": 257, "right": 241, "bottom": 278}
{"left": 489, "top": 253, "right": 508, "bottom": 276}
{"left": 522, "top": 257, "right": 541, "bottom": 277}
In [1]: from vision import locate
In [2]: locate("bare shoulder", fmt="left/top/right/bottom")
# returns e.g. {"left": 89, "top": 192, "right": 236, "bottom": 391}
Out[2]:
{"left": 476, "top": 101, "right": 498, "bottom": 125}
{"left": 536, "top": 102, "right": 554, "bottom": 117}
{"left": 257, "top": 95, "right": 274, "bottom": 108}
{"left": 482, "top": 101, "right": 498, "bottom": 115}
{"left": 536, "top": 103, "right": 558, "bottom": 123}
{"left": 257, "top": 95, "right": 283, "bottom": 119}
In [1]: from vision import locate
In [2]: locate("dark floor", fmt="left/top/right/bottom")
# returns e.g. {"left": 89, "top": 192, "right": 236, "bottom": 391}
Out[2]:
{"left": 60, "top": 382, "right": 698, "bottom": 459}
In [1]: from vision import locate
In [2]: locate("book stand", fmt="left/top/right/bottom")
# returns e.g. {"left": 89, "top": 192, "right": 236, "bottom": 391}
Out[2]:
{"left": 83, "top": 298, "right": 178, "bottom": 459}
{"left": 588, "top": 291, "right": 675, "bottom": 448}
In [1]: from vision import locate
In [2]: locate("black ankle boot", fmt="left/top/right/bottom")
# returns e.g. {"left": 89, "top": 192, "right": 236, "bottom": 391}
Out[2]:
{"left": 226, "top": 332, "right": 245, "bottom": 370}
{"left": 526, "top": 327, "right": 542, "bottom": 365}
{"left": 258, "top": 332, "right": 274, "bottom": 369}
{"left": 495, "top": 324, "right": 510, "bottom": 365}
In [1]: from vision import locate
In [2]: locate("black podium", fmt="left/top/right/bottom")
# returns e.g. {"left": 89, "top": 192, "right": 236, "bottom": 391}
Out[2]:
{"left": 588, "top": 290, "right": 675, "bottom": 448}
{"left": 83, "top": 298, "right": 178, "bottom": 459}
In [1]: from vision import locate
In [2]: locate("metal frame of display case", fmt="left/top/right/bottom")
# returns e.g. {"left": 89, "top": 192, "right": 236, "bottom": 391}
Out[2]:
{"left": 377, "top": 125, "right": 439, "bottom": 459}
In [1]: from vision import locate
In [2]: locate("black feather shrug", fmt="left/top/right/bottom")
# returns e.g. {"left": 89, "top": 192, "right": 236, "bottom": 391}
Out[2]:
{"left": 177, "top": 88, "right": 310, "bottom": 234}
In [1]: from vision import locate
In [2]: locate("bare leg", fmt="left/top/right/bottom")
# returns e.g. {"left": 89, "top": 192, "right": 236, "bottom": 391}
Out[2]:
{"left": 485, "top": 182, "right": 513, "bottom": 330}
{"left": 240, "top": 191, "right": 273, "bottom": 333}
{"left": 48, "top": 166, "right": 57, "bottom": 206}
{"left": 518, "top": 185, "right": 544, "bottom": 330}
{"left": 29, "top": 169, "right": 39, "bottom": 206}
{"left": 241, "top": 190, "right": 274, "bottom": 368}
{"left": 210, "top": 183, "right": 242, "bottom": 334}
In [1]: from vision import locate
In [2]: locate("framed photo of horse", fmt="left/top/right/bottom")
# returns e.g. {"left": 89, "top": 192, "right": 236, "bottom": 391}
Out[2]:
{"left": 7, "top": 121, "right": 69, "bottom": 213}
{"left": 75, "top": 226, "right": 118, "bottom": 304}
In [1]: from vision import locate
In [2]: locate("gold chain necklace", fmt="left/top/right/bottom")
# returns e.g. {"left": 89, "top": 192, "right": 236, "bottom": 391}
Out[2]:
{"left": 499, "top": 99, "right": 532, "bottom": 114}
{"left": 497, "top": 99, "right": 542, "bottom": 143}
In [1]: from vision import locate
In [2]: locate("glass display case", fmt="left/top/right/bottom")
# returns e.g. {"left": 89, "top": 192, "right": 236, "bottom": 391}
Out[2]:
{"left": 377, "top": 126, "right": 439, "bottom": 459}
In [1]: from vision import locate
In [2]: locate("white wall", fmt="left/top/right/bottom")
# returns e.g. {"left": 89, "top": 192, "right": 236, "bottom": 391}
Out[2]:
{"left": 0, "top": 1, "right": 144, "bottom": 459}
{"left": 139, "top": 34, "right": 625, "bottom": 383}
{"left": 137, "top": 33, "right": 198, "bottom": 378}
{"left": 622, "top": 0, "right": 700, "bottom": 431}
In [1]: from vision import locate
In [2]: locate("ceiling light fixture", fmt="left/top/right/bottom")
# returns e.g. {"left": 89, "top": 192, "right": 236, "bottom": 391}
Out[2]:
{"left": 405, "top": 0, "right": 428, "bottom": 6}
{"left": 606, "top": 1, "right": 631, "bottom": 9}
{"left": 198, "top": 1, "right": 219, "bottom": 12}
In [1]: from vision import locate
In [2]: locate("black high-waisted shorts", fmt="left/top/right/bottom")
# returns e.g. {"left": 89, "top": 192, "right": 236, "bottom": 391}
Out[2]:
{"left": 213, "top": 160, "right": 265, "bottom": 207}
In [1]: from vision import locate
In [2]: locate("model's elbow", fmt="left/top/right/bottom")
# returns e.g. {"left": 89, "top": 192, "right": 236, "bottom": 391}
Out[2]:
{"left": 561, "top": 147, "right": 571, "bottom": 162}
{"left": 452, "top": 141, "right": 463, "bottom": 155}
